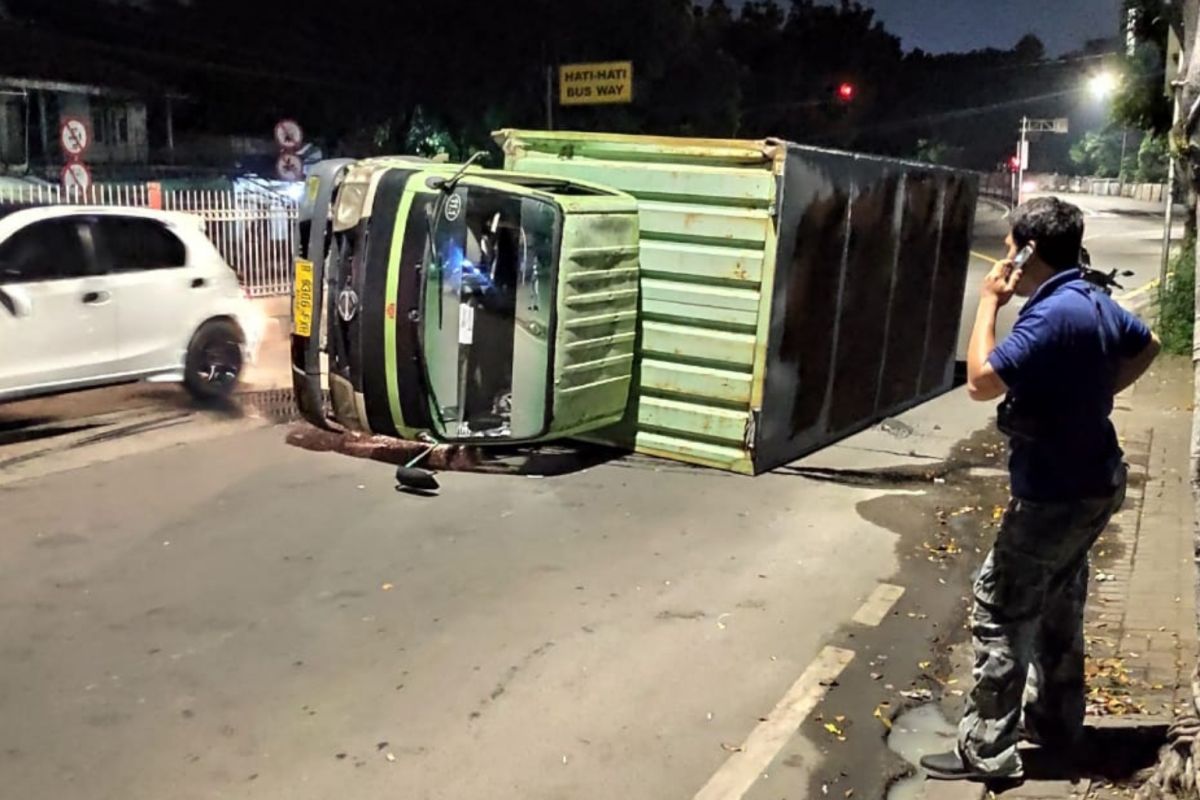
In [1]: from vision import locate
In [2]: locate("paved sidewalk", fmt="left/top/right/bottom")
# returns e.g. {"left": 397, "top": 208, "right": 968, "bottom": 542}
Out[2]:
{"left": 921, "top": 356, "right": 1197, "bottom": 800}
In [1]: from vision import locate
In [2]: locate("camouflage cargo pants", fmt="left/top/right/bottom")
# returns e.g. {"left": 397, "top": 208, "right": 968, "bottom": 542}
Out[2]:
{"left": 958, "top": 472, "right": 1127, "bottom": 775}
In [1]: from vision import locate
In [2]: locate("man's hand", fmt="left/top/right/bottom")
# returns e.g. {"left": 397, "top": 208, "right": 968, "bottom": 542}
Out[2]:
{"left": 981, "top": 260, "right": 1021, "bottom": 307}
{"left": 966, "top": 260, "right": 1015, "bottom": 402}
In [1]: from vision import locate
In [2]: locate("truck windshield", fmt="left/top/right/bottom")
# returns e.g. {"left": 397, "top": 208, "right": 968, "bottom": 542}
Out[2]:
{"left": 420, "top": 184, "right": 559, "bottom": 440}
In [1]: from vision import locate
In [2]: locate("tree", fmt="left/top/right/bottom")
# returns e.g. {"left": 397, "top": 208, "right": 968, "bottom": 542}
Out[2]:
{"left": 1138, "top": 133, "right": 1171, "bottom": 182}
{"left": 1069, "top": 130, "right": 1133, "bottom": 177}
{"left": 1114, "top": 0, "right": 1176, "bottom": 135}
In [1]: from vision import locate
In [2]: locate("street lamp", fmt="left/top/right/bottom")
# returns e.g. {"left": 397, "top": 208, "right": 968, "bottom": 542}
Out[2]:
{"left": 1089, "top": 70, "right": 1119, "bottom": 101}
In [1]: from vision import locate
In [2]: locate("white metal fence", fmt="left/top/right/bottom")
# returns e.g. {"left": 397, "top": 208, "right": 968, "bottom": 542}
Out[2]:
{"left": 0, "top": 182, "right": 298, "bottom": 297}
{"left": 163, "top": 189, "right": 297, "bottom": 297}
{"left": 0, "top": 183, "right": 152, "bottom": 207}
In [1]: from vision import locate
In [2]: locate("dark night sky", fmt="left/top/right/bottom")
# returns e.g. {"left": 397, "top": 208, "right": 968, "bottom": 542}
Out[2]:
{"left": 734, "top": 0, "right": 1123, "bottom": 55}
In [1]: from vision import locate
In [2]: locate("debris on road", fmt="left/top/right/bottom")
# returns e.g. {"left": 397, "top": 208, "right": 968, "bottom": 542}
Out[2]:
{"left": 1085, "top": 656, "right": 1149, "bottom": 716}
{"left": 721, "top": 742, "right": 745, "bottom": 753}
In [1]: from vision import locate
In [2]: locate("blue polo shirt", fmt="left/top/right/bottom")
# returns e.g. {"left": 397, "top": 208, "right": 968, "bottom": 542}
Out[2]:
{"left": 987, "top": 268, "right": 1151, "bottom": 501}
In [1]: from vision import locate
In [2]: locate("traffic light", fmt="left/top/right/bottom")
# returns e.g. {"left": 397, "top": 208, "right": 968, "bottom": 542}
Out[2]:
{"left": 1008, "top": 156, "right": 1021, "bottom": 173}
{"left": 836, "top": 82, "right": 856, "bottom": 103}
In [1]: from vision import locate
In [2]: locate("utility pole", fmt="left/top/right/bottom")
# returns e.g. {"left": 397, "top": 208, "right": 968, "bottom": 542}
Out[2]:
{"left": 546, "top": 65, "right": 555, "bottom": 130}
{"left": 1161, "top": 96, "right": 1180, "bottom": 289}
{"left": 1018, "top": 117, "right": 1029, "bottom": 205}
{"left": 1118, "top": 126, "right": 1130, "bottom": 195}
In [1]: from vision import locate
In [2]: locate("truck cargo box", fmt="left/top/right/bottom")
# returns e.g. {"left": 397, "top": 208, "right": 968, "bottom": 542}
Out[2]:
{"left": 496, "top": 130, "right": 977, "bottom": 474}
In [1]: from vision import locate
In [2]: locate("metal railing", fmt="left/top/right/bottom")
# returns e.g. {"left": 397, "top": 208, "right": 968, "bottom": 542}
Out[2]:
{"left": 0, "top": 181, "right": 297, "bottom": 297}
{"left": 0, "top": 183, "right": 151, "bottom": 206}
{"left": 163, "top": 189, "right": 297, "bottom": 297}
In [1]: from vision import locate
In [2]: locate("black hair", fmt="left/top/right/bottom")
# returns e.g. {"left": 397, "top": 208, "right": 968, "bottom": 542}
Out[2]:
{"left": 1009, "top": 196, "right": 1085, "bottom": 271}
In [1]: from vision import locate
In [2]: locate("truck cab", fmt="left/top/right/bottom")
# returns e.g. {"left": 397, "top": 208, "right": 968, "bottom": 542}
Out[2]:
{"left": 292, "top": 157, "right": 640, "bottom": 445}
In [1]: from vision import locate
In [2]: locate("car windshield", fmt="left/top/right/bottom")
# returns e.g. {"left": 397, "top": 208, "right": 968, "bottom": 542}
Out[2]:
{"left": 419, "top": 183, "right": 558, "bottom": 440}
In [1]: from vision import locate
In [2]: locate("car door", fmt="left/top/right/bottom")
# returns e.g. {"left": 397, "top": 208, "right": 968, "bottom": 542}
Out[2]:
{"left": 91, "top": 215, "right": 199, "bottom": 374}
{"left": 0, "top": 216, "right": 116, "bottom": 397}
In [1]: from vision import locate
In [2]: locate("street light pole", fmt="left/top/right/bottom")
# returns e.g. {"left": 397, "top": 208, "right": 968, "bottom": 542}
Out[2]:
{"left": 1118, "top": 127, "right": 1130, "bottom": 194}
{"left": 1018, "top": 116, "right": 1029, "bottom": 205}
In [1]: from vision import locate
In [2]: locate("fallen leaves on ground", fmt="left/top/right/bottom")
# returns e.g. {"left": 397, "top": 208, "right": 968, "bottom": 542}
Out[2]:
{"left": 873, "top": 703, "right": 893, "bottom": 730}
{"left": 1085, "top": 656, "right": 1149, "bottom": 716}
{"left": 822, "top": 722, "right": 847, "bottom": 741}
{"left": 922, "top": 537, "right": 963, "bottom": 561}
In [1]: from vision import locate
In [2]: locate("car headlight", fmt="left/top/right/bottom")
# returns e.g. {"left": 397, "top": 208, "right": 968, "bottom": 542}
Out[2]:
{"left": 333, "top": 182, "right": 367, "bottom": 232}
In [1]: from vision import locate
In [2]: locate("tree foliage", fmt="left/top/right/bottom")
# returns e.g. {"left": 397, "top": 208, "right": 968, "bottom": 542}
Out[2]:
{"left": 0, "top": 0, "right": 1133, "bottom": 171}
{"left": 1113, "top": 0, "right": 1177, "bottom": 134}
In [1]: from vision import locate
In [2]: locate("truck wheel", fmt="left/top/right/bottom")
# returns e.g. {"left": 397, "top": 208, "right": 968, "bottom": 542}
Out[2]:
{"left": 184, "top": 319, "right": 244, "bottom": 401}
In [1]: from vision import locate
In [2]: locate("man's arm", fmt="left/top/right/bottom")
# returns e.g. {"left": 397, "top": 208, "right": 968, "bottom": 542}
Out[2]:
{"left": 1114, "top": 333, "right": 1161, "bottom": 394}
{"left": 966, "top": 261, "right": 1020, "bottom": 402}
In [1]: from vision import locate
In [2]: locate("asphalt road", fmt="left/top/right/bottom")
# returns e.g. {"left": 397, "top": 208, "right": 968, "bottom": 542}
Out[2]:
{"left": 0, "top": 192, "right": 1178, "bottom": 800}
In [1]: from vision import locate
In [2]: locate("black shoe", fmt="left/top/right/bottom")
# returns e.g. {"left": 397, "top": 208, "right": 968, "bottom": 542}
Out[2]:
{"left": 919, "top": 750, "right": 1024, "bottom": 782}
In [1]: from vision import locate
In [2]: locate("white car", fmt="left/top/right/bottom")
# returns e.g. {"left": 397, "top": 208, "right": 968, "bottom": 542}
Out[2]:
{"left": 0, "top": 206, "right": 263, "bottom": 403}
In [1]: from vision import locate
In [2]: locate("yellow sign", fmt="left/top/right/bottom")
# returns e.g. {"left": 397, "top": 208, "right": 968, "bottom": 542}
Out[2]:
{"left": 559, "top": 61, "right": 633, "bottom": 106}
{"left": 292, "top": 258, "right": 315, "bottom": 337}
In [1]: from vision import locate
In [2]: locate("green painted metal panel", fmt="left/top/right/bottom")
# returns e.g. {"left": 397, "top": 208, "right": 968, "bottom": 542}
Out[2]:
{"left": 638, "top": 396, "right": 749, "bottom": 445}
{"left": 550, "top": 209, "right": 642, "bottom": 436}
{"left": 641, "top": 278, "right": 759, "bottom": 329}
{"left": 495, "top": 154, "right": 774, "bottom": 208}
{"left": 497, "top": 128, "right": 778, "bottom": 472}
{"left": 641, "top": 321, "right": 756, "bottom": 369}
{"left": 639, "top": 359, "right": 753, "bottom": 406}
{"left": 633, "top": 432, "right": 752, "bottom": 472}
{"left": 638, "top": 201, "right": 772, "bottom": 247}
{"left": 639, "top": 240, "right": 763, "bottom": 284}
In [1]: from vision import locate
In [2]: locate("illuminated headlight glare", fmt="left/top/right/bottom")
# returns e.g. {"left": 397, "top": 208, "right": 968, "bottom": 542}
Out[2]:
{"left": 333, "top": 183, "right": 367, "bottom": 232}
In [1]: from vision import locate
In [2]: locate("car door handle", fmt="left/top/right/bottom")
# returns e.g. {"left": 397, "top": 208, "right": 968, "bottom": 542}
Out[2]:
{"left": 82, "top": 290, "right": 111, "bottom": 305}
{"left": 191, "top": 278, "right": 208, "bottom": 289}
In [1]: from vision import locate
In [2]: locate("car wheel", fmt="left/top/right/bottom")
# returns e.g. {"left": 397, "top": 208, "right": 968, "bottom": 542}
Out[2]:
{"left": 184, "top": 319, "right": 244, "bottom": 401}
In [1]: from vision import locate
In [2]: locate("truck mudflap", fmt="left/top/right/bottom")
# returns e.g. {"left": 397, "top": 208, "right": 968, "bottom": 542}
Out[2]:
{"left": 291, "top": 159, "right": 353, "bottom": 429}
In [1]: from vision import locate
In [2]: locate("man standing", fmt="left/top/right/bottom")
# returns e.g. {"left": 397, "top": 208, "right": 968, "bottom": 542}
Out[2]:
{"left": 920, "top": 197, "right": 1161, "bottom": 781}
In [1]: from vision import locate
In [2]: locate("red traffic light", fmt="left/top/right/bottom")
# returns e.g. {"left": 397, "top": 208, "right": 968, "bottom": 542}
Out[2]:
{"left": 836, "top": 82, "right": 856, "bottom": 103}
{"left": 1008, "top": 156, "right": 1021, "bottom": 172}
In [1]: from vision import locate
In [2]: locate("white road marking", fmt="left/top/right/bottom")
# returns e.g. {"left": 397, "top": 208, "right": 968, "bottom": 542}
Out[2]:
{"left": 851, "top": 583, "right": 906, "bottom": 626}
{"left": 692, "top": 646, "right": 855, "bottom": 800}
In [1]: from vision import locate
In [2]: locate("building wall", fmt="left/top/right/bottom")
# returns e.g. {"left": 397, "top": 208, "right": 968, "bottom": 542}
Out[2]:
{"left": 0, "top": 95, "right": 25, "bottom": 167}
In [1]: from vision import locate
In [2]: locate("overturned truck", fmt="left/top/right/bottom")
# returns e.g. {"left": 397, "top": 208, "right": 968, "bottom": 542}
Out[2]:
{"left": 292, "top": 156, "right": 642, "bottom": 446}
{"left": 292, "top": 133, "right": 978, "bottom": 475}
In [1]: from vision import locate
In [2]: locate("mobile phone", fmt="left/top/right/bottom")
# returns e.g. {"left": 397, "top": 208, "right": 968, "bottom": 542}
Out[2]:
{"left": 1013, "top": 244, "right": 1035, "bottom": 270}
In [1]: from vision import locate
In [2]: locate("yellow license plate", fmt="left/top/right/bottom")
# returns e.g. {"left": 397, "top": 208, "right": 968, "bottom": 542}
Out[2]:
{"left": 293, "top": 258, "right": 315, "bottom": 337}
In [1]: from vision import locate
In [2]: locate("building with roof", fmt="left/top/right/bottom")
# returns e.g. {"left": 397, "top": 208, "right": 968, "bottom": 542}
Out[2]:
{"left": 0, "top": 18, "right": 182, "bottom": 177}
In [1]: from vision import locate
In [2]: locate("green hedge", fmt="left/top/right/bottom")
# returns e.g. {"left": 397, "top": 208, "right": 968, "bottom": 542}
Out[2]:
{"left": 1159, "top": 235, "right": 1195, "bottom": 356}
